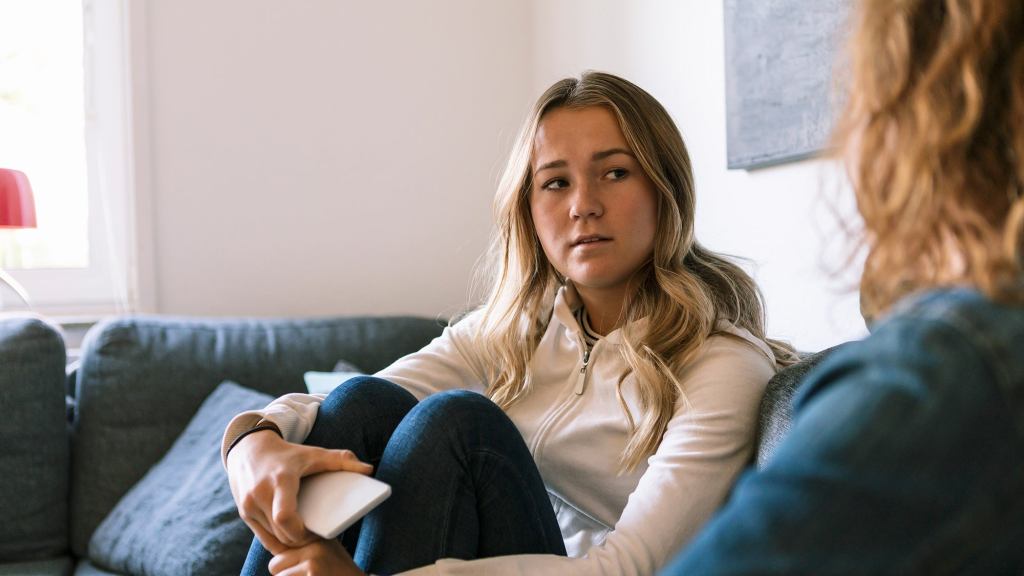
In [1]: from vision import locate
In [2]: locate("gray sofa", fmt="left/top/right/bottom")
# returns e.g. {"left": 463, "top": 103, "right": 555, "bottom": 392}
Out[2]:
{"left": 0, "top": 314, "right": 821, "bottom": 576}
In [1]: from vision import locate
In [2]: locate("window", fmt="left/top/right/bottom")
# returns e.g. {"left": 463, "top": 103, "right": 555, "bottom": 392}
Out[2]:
{"left": 0, "top": 0, "right": 134, "bottom": 314}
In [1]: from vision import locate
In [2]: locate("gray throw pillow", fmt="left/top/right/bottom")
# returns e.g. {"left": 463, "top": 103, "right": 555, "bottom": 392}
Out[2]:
{"left": 88, "top": 381, "right": 272, "bottom": 576}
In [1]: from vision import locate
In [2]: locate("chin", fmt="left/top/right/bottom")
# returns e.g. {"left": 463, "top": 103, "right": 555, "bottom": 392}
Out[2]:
{"left": 569, "top": 275, "right": 623, "bottom": 291}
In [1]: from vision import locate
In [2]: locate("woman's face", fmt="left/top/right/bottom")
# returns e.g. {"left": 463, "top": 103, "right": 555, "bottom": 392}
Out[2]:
{"left": 529, "top": 105, "right": 658, "bottom": 304}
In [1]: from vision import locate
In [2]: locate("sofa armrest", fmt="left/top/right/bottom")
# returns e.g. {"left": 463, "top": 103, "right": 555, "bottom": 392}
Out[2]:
{"left": 68, "top": 314, "right": 444, "bottom": 558}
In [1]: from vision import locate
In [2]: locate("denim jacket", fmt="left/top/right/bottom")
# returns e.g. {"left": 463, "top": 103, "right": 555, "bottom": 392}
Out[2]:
{"left": 663, "top": 288, "right": 1024, "bottom": 575}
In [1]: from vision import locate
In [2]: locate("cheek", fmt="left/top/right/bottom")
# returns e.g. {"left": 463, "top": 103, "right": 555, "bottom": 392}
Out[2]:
{"left": 528, "top": 198, "right": 564, "bottom": 270}
{"left": 634, "top": 193, "right": 659, "bottom": 255}
{"left": 529, "top": 195, "right": 556, "bottom": 242}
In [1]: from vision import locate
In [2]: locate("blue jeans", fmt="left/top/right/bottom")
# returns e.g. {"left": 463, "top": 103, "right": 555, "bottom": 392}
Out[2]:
{"left": 662, "top": 289, "right": 1024, "bottom": 575}
{"left": 240, "top": 376, "right": 565, "bottom": 575}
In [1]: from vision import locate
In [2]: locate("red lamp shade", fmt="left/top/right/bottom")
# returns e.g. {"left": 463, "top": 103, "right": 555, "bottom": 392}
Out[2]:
{"left": 0, "top": 168, "right": 38, "bottom": 229}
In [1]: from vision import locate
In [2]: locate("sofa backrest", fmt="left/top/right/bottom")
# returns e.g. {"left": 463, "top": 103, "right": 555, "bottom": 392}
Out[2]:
{"left": 0, "top": 316, "right": 69, "bottom": 562}
{"left": 755, "top": 346, "right": 843, "bottom": 469}
{"left": 68, "top": 314, "right": 445, "bottom": 558}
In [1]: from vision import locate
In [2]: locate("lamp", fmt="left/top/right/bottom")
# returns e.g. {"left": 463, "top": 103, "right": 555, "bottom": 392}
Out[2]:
{"left": 0, "top": 168, "right": 37, "bottom": 307}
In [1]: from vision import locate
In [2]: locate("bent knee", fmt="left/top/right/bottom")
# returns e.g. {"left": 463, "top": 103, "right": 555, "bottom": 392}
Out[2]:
{"left": 414, "top": 389, "right": 504, "bottom": 426}
{"left": 321, "top": 375, "right": 415, "bottom": 417}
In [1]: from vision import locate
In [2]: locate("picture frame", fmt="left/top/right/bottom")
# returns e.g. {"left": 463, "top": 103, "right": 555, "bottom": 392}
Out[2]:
{"left": 724, "top": 0, "right": 851, "bottom": 170}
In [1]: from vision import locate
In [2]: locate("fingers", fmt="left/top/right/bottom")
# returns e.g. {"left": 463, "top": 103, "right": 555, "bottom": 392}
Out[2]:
{"left": 227, "top": 435, "right": 373, "bottom": 562}
{"left": 246, "top": 508, "right": 288, "bottom": 556}
{"left": 228, "top": 431, "right": 292, "bottom": 548}
{"left": 256, "top": 447, "right": 371, "bottom": 547}
{"left": 237, "top": 486, "right": 280, "bottom": 552}
{"left": 267, "top": 551, "right": 288, "bottom": 575}
{"left": 271, "top": 473, "right": 311, "bottom": 546}
{"left": 268, "top": 545, "right": 306, "bottom": 576}
{"left": 302, "top": 447, "right": 374, "bottom": 476}
{"left": 269, "top": 540, "right": 363, "bottom": 576}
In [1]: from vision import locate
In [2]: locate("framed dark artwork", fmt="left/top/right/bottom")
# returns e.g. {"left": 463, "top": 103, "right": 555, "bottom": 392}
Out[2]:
{"left": 724, "top": 0, "right": 851, "bottom": 170}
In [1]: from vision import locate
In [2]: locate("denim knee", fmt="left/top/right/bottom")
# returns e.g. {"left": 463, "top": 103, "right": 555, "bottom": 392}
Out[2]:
{"left": 319, "top": 375, "right": 417, "bottom": 420}
{"left": 402, "top": 390, "right": 519, "bottom": 447}
{"left": 413, "top": 389, "right": 501, "bottom": 424}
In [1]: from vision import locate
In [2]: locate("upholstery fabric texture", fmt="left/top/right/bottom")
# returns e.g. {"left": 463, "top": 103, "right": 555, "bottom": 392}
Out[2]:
{"left": 756, "top": 345, "right": 843, "bottom": 469}
{"left": 88, "top": 381, "right": 273, "bottom": 576}
{"left": 72, "top": 560, "right": 119, "bottom": 575}
{"left": 0, "top": 556, "right": 73, "bottom": 576}
{"left": 69, "top": 315, "right": 444, "bottom": 557}
{"left": 0, "top": 317, "right": 68, "bottom": 561}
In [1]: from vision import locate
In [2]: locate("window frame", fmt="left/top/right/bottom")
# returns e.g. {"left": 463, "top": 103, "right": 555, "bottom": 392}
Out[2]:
{"left": 6, "top": 0, "right": 143, "bottom": 315}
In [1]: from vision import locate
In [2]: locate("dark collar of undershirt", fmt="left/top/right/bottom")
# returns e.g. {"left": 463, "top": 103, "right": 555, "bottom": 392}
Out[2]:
{"left": 573, "top": 306, "right": 601, "bottom": 349}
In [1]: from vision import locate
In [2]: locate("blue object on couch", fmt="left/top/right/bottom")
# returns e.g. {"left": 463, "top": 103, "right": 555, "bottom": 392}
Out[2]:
{"left": 0, "top": 317, "right": 68, "bottom": 566}
{"left": 88, "top": 381, "right": 273, "bottom": 576}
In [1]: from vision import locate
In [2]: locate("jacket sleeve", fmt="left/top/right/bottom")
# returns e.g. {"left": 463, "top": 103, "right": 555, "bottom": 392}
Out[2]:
{"left": 221, "top": 313, "right": 490, "bottom": 463}
{"left": 395, "top": 335, "right": 775, "bottom": 576}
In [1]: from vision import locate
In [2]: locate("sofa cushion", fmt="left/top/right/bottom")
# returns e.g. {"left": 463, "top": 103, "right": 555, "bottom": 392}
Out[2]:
{"left": 89, "top": 381, "right": 272, "bottom": 576}
{"left": 0, "top": 317, "right": 68, "bottom": 561}
{"left": 0, "top": 556, "right": 73, "bottom": 576}
{"left": 70, "top": 315, "right": 444, "bottom": 556}
{"left": 756, "top": 345, "right": 844, "bottom": 469}
{"left": 72, "top": 560, "right": 119, "bottom": 576}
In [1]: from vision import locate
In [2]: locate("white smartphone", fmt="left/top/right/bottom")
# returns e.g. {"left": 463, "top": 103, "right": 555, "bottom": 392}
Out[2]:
{"left": 296, "top": 471, "right": 392, "bottom": 539}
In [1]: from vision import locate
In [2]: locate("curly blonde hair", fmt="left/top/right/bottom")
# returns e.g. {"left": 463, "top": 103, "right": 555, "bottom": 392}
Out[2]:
{"left": 474, "top": 71, "right": 796, "bottom": 471}
{"left": 833, "top": 0, "right": 1024, "bottom": 320}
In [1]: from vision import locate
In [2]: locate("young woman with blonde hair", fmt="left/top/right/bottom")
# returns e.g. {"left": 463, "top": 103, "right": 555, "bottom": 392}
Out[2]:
{"left": 225, "top": 71, "right": 792, "bottom": 575}
{"left": 665, "top": 0, "right": 1024, "bottom": 572}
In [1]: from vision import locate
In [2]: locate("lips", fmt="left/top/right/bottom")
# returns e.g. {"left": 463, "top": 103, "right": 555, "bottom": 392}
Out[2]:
{"left": 571, "top": 234, "right": 611, "bottom": 246}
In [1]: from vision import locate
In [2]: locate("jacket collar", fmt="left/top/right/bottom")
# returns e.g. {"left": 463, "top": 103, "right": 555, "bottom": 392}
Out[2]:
{"left": 552, "top": 283, "right": 631, "bottom": 345}
{"left": 552, "top": 283, "right": 776, "bottom": 363}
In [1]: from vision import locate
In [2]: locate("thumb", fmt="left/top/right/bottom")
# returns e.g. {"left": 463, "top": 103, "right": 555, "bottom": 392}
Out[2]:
{"left": 302, "top": 447, "right": 374, "bottom": 476}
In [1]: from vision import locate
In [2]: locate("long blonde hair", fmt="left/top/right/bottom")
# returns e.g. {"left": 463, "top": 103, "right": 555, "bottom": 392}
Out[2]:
{"left": 833, "top": 0, "right": 1024, "bottom": 320}
{"left": 475, "top": 71, "right": 796, "bottom": 471}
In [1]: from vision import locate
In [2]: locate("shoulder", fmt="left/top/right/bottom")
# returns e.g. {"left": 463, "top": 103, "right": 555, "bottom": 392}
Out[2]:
{"left": 698, "top": 331, "right": 776, "bottom": 371}
{"left": 797, "top": 288, "right": 1024, "bottom": 438}
{"left": 436, "top": 307, "right": 489, "bottom": 345}
{"left": 838, "top": 288, "right": 1024, "bottom": 384}
{"left": 674, "top": 332, "right": 776, "bottom": 413}
{"left": 881, "top": 288, "right": 1024, "bottom": 359}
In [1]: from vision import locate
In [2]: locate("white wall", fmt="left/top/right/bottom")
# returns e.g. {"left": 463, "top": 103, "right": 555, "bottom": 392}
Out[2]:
{"left": 529, "top": 0, "right": 867, "bottom": 351}
{"left": 134, "top": 0, "right": 532, "bottom": 320}
{"left": 134, "top": 0, "right": 866, "bottom": 350}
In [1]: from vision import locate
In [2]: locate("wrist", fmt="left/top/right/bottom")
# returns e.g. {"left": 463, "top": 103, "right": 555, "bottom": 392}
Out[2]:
{"left": 226, "top": 422, "right": 283, "bottom": 457}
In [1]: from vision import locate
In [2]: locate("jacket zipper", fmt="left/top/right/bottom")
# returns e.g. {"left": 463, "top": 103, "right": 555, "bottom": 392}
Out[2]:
{"left": 527, "top": 337, "right": 594, "bottom": 455}
{"left": 574, "top": 345, "right": 592, "bottom": 395}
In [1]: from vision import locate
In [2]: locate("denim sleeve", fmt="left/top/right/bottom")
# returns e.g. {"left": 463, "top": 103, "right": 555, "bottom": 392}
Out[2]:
{"left": 661, "top": 315, "right": 1024, "bottom": 575}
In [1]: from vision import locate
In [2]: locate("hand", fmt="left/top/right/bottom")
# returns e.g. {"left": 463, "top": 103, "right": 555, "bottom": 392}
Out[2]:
{"left": 226, "top": 428, "right": 374, "bottom": 553}
{"left": 269, "top": 539, "right": 365, "bottom": 576}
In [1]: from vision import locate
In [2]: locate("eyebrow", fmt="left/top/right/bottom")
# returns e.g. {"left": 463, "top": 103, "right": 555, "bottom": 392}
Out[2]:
{"left": 534, "top": 148, "right": 635, "bottom": 174}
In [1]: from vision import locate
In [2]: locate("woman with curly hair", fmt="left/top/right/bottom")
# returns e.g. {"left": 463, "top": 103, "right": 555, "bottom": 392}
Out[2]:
{"left": 664, "top": 0, "right": 1024, "bottom": 573}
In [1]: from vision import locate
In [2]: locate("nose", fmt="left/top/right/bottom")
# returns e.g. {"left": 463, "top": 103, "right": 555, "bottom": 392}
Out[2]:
{"left": 569, "top": 180, "right": 603, "bottom": 220}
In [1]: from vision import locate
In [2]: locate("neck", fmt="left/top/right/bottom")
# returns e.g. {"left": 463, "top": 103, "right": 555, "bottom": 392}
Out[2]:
{"left": 574, "top": 285, "right": 629, "bottom": 336}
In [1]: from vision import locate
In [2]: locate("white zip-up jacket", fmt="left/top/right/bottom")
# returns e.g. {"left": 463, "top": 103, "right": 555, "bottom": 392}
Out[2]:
{"left": 223, "top": 286, "right": 776, "bottom": 575}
